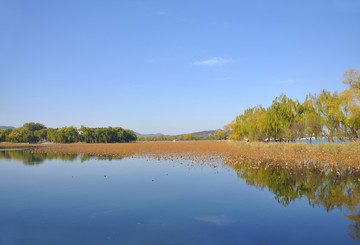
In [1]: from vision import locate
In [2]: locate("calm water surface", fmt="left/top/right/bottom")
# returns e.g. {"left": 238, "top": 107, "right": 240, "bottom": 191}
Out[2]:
{"left": 0, "top": 150, "right": 359, "bottom": 244}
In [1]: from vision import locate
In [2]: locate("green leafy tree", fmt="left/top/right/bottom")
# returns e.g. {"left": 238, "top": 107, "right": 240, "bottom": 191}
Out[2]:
{"left": 178, "top": 134, "right": 202, "bottom": 141}
{"left": 7, "top": 127, "right": 33, "bottom": 143}
{"left": 55, "top": 127, "right": 79, "bottom": 143}
{"left": 301, "top": 94, "right": 322, "bottom": 143}
{"left": 23, "top": 122, "right": 46, "bottom": 132}
{"left": 271, "top": 94, "right": 296, "bottom": 142}
{"left": 0, "top": 129, "right": 13, "bottom": 142}
{"left": 341, "top": 69, "right": 360, "bottom": 142}
{"left": 316, "top": 90, "right": 343, "bottom": 143}
{"left": 214, "top": 130, "right": 227, "bottom": 140}
{"left": 34, "top": 128, "right": 47, "bottom": 142}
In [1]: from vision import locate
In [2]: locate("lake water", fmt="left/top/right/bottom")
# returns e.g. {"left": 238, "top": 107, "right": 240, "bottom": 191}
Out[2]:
{"left": 1, "top": 150, "right": 359, "bottom": 244}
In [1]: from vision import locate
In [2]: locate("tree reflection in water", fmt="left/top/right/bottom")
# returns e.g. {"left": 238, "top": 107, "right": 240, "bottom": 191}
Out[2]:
{"left": 1, "top": 149, "right": 360, "bottom": 240}
{"left": 230, "top": 160, "right": 360, "bottom": 241}
{"left": 0, "top": 150, "right": 123, "bottom": 165}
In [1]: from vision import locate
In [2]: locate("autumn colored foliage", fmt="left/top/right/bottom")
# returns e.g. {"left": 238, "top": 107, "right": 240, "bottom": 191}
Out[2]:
{"left": 228, "top": 69, "right": 360, "bottom": 143}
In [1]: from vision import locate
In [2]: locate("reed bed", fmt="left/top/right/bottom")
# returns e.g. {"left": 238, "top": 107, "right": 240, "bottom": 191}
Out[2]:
{"left": 30, "top": 141, "right": 228, "bottom": 165}
{"left": 229, "top": 141, "right": 360, "bottom": 153}
{"left": 27, "top": 141, "right": 360, "bottom": 174}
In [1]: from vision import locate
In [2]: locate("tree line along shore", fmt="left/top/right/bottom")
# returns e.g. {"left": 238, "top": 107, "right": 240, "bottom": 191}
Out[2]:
{"left": 228, "top": 69, "right": 360, "bottom": 143}
{"left": 0, "top": 123, "right": 137, "bottom": 144}
{"left": 1, "top": 69, "right": 359, "bottom": 145}
{"left": 0, "top": 123, "right": 229, "bottom": 144}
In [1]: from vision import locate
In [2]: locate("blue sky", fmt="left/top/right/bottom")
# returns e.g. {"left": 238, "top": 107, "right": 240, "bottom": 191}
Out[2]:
{"left": 1, "top": 0, "right": 359, "bottom": 135}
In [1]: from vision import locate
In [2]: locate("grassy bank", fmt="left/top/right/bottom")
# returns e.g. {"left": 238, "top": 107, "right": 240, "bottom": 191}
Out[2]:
{"left": 228, "top": 141, "right": 360, "bottom": 153}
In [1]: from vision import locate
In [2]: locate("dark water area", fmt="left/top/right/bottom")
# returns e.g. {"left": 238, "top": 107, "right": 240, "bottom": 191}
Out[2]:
{"left": 1, "top": 150, "right": 360, "bottom": 244}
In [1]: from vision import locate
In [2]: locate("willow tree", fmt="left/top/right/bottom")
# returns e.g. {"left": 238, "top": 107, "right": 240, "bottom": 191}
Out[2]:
{"left": 229, "top": 115, "right": 246, "bottom": 140}
{"left": 342, "top": 69, "right": 360, "bottom": 142}
{"left": 229, "top": 105, "right": 267, "bottom": 141}
{"left": 270, "top": 94, "right": 296, "bottom": 142}
{"left": 315, "top": 90, "right": 343, "bottom": 143}
{"left": 287, "top": 100, "right": 305, "bottom": 142}
{"left": 228, "top": 69, "right": 359, "bottom": 143}
{"left": 302, "top": 94, "right": 322, "bottom": 143}
{"left": 343, "top": 69, "right": 360, "bottom": 92}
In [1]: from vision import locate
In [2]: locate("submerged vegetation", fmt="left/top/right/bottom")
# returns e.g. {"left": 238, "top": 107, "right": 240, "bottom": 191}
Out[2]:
{"left": 28, "top": 141, "right": 360, "bottom": 172}
{"left": 228, "top": 69, "right": 360, "bottom": 143}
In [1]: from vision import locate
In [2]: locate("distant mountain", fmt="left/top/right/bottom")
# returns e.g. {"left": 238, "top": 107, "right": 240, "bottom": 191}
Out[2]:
{"left": 174, "top": 130, "right": 217, "bottom": 137}
{"left": 135, "top": 132, "right": 164, "bottom": 137}
{"left": 0, "top": 126, "right": 15, "bottom": 130}
{"left": 190, "top": 130, "right": 217, "bottom": 137}
{"left": 136, "top": 130, "right": 217, "bottom": 137}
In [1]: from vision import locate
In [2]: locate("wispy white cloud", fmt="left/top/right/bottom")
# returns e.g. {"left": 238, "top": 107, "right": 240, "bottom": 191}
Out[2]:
{"left": 195, "top": 215, "right": 236, "bottom": 225}
{"left": 193, "top": 57, "right": 233, "bottom": 67}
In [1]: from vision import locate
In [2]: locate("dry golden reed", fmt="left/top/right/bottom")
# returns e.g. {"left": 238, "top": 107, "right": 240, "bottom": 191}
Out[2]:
{"left": 25, "top": 141, "right": 360, "bottom": 174}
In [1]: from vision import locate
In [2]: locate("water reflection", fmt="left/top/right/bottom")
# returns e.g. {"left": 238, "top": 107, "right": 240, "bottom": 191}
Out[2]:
{"left": 1, "top": 149, "right": 360, "bottom": 241}
{"left": 0, "top": 150, "right": 124, "bottom": 165}
{"left": 230, "top": 161, "right": 360, "bottom": 241}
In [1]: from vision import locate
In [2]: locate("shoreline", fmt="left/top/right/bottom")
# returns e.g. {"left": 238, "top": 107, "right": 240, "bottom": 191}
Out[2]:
{"left": 20, "top": 141, "right": 360, "bottom": 172}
